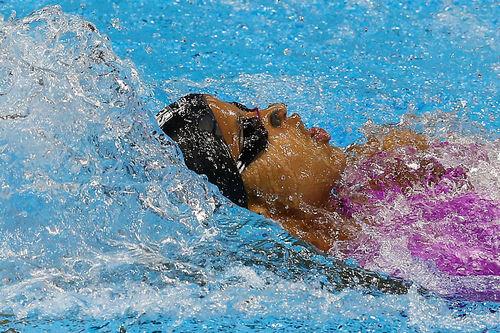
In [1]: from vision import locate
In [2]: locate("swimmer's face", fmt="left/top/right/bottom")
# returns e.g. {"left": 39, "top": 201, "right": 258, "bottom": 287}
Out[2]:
{"left": 205, "top": 95, "right": 346, "bottom": 211}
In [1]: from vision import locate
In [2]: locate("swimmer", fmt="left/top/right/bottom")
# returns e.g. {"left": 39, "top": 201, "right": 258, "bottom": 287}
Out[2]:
{"left": 155, "top": 94, "right": 431, "bottom": 252}
{"left": 157, "top": 94, "right": 500, "bottom": 301}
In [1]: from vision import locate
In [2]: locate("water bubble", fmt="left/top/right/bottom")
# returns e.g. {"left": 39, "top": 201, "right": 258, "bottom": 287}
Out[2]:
{"left": 111, "top": 18, "right": 123, "bottom": 30}
{"left": 0, "top": 67, "right": 14, "bottom": 96}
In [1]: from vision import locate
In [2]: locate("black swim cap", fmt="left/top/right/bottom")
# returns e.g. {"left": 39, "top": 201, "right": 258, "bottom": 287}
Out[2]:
{"left": 156, "top": 94, "right": 268, "bottom": 208}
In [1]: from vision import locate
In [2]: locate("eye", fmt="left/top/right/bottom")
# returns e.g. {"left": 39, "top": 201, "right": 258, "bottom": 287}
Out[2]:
{"left": 269, "top": 110, "right": 283, "bottom": 127}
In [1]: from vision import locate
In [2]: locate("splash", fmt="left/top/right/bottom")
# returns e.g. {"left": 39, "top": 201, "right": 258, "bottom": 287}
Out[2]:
{"left": 0, "top": 4, "right": 223, "bottom": 320}
{"left": 0, "top": 6, "right": 407, "bottom": 326}
{"left": 0, "top": 5, "right": 498, "bottom": 332}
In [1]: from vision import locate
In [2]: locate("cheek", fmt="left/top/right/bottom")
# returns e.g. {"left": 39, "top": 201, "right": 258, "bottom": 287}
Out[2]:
{"left": 242, "top": 132, "right": 341, "bottom": 203}
{"left": 242, "top": 143, "right": 298, "bottom": 195}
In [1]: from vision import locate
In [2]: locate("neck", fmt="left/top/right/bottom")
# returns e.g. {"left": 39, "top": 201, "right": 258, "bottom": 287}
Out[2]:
{"left": 247, "top": 192, "right": 357, "bottom": 253}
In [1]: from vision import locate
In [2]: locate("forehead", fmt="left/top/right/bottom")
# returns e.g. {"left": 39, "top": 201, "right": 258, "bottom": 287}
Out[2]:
{"left": 205, "top": 95, "right": 245, "bottom": 117}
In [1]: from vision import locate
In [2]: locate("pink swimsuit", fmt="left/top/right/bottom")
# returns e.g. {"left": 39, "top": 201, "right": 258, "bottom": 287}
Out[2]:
{"left": 329, "top": 141, "right": 499, "bottom": 300}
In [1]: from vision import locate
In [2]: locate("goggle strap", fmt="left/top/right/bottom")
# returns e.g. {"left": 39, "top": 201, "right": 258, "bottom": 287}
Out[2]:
{"left": 236, "top": 160, "right": 246, "bottom": 174}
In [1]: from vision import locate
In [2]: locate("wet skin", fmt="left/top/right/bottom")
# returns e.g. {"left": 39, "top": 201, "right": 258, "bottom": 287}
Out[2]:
{"left": 204, "top": 95, "right": 429, "bottom": 252}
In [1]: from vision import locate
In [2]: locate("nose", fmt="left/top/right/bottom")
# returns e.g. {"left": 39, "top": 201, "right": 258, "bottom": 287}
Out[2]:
{"left": 287, "top": 112, "right": 305, "bottom": 129}
{"left": 288, "top": 112, "right": 301, "bottom": 122}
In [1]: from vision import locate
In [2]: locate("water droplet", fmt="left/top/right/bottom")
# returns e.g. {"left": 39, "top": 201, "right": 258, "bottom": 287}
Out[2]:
{"left": 111, "top": 18, "right": 122, "bottom": 30}
{"left": 0, "top": 67, "right": 14, "bottom": 96}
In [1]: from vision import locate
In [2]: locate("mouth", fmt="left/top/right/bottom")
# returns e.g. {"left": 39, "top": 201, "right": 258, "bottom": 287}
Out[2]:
{"left": 308, "top": 127, "right": 331, "bottom": 144}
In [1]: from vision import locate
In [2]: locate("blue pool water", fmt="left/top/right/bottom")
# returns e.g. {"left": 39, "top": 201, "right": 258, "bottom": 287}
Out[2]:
{"left": 0, "top": 1, "right": 498, "bottom": 332}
